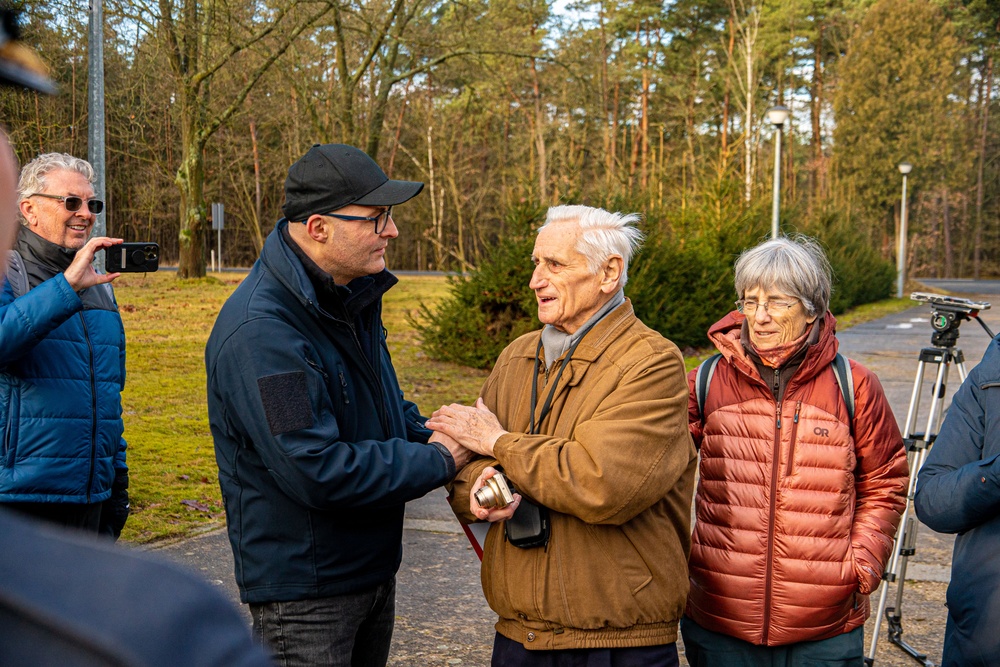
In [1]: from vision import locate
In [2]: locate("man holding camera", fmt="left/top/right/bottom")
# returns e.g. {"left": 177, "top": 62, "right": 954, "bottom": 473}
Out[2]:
{"left": 0, "top": 152, "right": 129, "bottom": 538}
{"left": 427, "top": 205, "right": 697, "bottom": 665}
{"left": 206, "top": 143, "right": 472, "bottom": 667}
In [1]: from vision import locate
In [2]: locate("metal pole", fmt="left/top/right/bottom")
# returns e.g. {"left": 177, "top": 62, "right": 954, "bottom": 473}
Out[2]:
{"left": 896, "top": 174, "right": 909, "bottom": 298}
{"left": 88, "top": 0, "right": 106, "bottom": 271}
{"left": 771, "top": 127, "right": 782, "bottom": 239}
{"left": 217, "top": 228, "right": 222, "bottom": 272}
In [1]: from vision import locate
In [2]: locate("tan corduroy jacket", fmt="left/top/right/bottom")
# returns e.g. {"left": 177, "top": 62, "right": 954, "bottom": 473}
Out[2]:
{"left": 449, "top": 299, "right": 697, "bottom": 650}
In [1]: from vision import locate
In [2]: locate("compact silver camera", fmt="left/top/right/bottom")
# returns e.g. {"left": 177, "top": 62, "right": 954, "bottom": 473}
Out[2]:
{"left": 474, "top": 472, "right": 515, "bottom": 510}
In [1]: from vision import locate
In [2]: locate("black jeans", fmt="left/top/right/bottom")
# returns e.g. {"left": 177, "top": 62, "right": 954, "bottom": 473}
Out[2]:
{"left": 250, "top": 577, "right": 395, "bottom": 667}
{"left": 492, "top": 632, "right": 680, "bottom": 667}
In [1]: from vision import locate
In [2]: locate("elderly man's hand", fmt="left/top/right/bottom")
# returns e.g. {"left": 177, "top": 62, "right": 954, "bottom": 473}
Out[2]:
{"left": 426, "top": 398, "right": 508, "bottom": 458}
{"left": 471, "top": 466, "right": 521, "bottom": 522}
{"left": 429, "top": 431, "right": 475, "bottom": 472}
{"left": 65, "top": 237, "right": 123, "bottom": 291}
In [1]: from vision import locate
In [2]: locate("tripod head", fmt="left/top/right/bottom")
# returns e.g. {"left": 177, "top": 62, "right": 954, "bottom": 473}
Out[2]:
{"left": 911, "top": 292, "right": 994, "bottom": 348}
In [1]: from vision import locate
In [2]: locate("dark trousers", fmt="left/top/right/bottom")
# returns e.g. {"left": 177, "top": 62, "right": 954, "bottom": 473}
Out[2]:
{"left": 250, "top": 577, "right": 395, "bottom": 667}
{"left": 492, "top": 632, "right": 680, "bottom": 667}
{"left": 3, "top": 501, "right": 102, "bottom": 532}
{"left": 680, "top": 616, "right": 864, "bottom": 667}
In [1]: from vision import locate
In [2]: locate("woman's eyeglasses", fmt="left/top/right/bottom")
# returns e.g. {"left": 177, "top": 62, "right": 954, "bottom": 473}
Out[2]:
{"left": 29, "top": 193, "right": 104, "bottom": 214}
{"left": 735, "top": 299, "right": 799, "bottom": 315}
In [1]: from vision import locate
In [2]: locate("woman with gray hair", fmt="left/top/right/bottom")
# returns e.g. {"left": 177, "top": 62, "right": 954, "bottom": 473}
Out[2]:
{"left": 681, "top": 236, "right": 909, "bottom": 665}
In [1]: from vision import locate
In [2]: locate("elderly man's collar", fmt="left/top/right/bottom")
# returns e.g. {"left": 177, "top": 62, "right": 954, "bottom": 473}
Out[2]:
{"left": 540, "top": 289, "right": 625, "bottom": 370}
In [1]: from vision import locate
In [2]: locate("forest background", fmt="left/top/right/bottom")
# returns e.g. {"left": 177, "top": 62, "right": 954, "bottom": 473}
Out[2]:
{"left": 2, "top": 0, "right": 997, "bottom": 296}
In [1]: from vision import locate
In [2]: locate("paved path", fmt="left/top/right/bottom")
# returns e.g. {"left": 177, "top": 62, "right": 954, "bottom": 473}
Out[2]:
{"left": 149, "top": 283, "right": 1000, "bottom": 666}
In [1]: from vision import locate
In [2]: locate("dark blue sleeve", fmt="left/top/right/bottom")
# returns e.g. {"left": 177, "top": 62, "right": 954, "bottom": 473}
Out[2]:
{"left": 211, "top": 316, "right": 452, "bottom": 510}
{"left": 915, "top": 353, "right": 1000, "bottom": 534}
{"left": 403, "top": 396, "right": 432, "bottom": 444}
{"left": 0, "top": 274, "right": 81, "bottom": 366}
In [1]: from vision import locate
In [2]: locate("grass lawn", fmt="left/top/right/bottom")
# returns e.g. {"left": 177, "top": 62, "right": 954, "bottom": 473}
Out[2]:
{"left": 116, "top": 270, "right": 910, "bottom": 544}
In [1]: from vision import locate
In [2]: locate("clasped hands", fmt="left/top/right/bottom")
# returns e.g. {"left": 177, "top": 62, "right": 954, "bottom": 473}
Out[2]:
{"left": 427, "top": 398, "right": 520, "bottom": 522}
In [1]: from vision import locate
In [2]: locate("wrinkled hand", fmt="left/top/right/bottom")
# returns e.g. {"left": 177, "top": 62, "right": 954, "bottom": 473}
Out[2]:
{"left": 470, "top": 466, "right": 521, "bottom": 523}
{"left": 430, "top": 430, "right": 475, "bottom": 471}
{"left": 426, "top": 398, "right": 507, "bottom": 458}
{"left": 65, "top": 236, "right": 122, "bottom": 292}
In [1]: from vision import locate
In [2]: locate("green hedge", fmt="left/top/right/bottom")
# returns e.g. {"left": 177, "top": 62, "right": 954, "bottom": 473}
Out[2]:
{"left": 414, "top": 199, "right": 894, "bottom": 368}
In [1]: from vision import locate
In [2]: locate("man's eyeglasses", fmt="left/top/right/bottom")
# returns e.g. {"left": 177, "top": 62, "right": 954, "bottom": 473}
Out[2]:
{"left": 324, "top": 207, "right": 393, "bottom": 234}
{"left": 735, "top": 298, "right": 799, "bottom": 315}
{"left": 29, "top": 193, "right": 104, "bottom": 215}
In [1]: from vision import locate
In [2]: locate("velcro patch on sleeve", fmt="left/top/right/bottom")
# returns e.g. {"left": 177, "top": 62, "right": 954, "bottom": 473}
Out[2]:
{"left": 257, "top": 371, "right": 313, "bottom": 435}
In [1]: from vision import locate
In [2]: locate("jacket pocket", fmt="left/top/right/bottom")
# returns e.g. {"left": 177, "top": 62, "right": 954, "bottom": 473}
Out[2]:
{"left": 2, "top": 381, "right": 19, "bottom": 467}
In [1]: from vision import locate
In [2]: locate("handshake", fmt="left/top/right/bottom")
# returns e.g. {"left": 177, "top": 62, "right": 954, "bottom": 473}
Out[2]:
{"left": 426, "top": 398, "right": 521, "bottom": 522}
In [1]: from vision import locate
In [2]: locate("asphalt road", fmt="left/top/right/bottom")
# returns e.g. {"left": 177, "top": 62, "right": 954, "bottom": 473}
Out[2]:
{"left": 147, "top": 281, "right": 1000, "bottom": 666}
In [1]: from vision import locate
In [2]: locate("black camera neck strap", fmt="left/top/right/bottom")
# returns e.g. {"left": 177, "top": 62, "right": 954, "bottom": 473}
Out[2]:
{"left": 529, "top": 322, "right": 596, "bottom": 435}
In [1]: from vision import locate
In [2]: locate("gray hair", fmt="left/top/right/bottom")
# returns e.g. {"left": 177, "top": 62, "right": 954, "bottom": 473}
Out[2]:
{"left": 17, "top": 153, "right": 95, "bottom": 224}
{"left": 734, "top": 235, "right": 832, "bottom": 316}
{"left": 540, "top": 205, "right": 644, "bottom": 287}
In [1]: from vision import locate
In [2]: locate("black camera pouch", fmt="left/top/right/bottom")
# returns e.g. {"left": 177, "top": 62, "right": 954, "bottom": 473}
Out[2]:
{"left": 505, "top": 498, "right": 550, "bottom": 549}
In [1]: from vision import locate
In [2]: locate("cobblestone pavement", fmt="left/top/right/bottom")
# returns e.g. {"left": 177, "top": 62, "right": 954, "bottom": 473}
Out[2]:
{"left": 153, "top": 286, "right": 1000, "bottom": 666}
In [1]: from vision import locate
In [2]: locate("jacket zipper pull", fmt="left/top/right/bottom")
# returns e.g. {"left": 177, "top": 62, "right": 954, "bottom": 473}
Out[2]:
{"left": 338, "top": 371, "right": 350, "bottom": 404}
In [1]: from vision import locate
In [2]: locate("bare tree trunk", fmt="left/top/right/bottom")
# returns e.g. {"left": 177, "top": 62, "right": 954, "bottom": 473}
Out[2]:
{"left": 600, "top": 2, "right": 612, "bottom": 190}
{"left": 639, "top": 22, "right": 650, "bottom": 190}
{"left": 942, "top": 186, "right": 953, "bottom": 278}
{"left": 427, "top": 125, "right": 443, "bottom": 268}
{"left": 973, "top": 55, "right": 992, "bottom": 279}
{"left": 249, "top": 119, "right": 264, "bottom": 253}
{"left": 720, "top": 17, "right": 734, "bottom": 179}
{"left": 386, "top": 79, "right": 412, "bottom": 176}
{"left": 530, "top": 55, "right": 547, "bottom": 202}
{"left": 810, "top": 24, "right": 824, "bottom": 206}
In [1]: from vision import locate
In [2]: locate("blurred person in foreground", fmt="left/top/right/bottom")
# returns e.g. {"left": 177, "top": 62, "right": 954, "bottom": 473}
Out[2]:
{"left": 206, "top": 143, "right": 472, "bottom": 666}
{"left": 682, "top": 236, "right": 909, "bottom": 665}
{"left": 914, "top": 335, "right": 1000, "bottom": 667}
{"left": 427, "top": 204, "right": 697, "bottom": 666}
{"left": 0, "top": 11, "right": 271, "bottom": 666}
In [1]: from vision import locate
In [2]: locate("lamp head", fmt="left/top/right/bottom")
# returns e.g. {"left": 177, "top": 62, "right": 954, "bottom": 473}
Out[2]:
{"left": 766, "top": 105, "right": 790, "bottom": 127}
{"left": 898, "top": 162, "right": 913, "bottom": 175}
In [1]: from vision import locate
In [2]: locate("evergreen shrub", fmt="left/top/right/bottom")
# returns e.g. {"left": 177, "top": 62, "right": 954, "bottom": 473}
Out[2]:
{"left": 796, "top": 212, "right": 895, "bottom": 314}
{"left": 415, "top": 199, "right": 895, "bottom": 368}
{"left": 411, "top": 203, "right": 542, "bottom": 369}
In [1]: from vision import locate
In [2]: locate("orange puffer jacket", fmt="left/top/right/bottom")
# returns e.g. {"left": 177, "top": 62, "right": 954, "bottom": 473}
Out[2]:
{"left": 685, "top": 312, "right": 908, "bottom": 646}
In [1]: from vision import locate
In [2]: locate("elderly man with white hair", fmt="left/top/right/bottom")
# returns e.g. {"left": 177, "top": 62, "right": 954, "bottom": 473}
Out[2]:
{"left": 427, "top": 204, "right": 697, "bottom": 666}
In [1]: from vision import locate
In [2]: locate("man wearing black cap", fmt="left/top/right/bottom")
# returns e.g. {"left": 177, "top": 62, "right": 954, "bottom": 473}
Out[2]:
{"left": 206, "top": 143, "right": 472, "bottom": 666}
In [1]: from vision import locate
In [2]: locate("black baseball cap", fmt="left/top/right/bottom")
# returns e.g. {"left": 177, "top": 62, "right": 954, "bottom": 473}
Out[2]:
{"left": 282, "top": 143, "right": 423, "bottom": 222}
{"left": 0, "top": 10, "right": 56, "bottom": 95}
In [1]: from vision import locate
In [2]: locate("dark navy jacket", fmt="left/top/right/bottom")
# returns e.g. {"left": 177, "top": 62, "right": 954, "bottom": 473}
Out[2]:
{"left": 0, "top": 227, "right": 127, "bottom": 504}
{"left": 915, "top": 334, "right": 1000, "bottom": 667}
{"left": 206, "top": 220, "right": 455, "bottom": 604}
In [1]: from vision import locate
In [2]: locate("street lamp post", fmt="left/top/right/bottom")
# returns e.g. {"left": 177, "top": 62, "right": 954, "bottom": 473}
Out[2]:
{"left": 88, "top": 0, "right": 106, "bottom": 271}
{"left": 897, "top": 162, "right": 913, "bottom": 298}
{"left": 767, "top": 105, "right": 790, "bottom": 239}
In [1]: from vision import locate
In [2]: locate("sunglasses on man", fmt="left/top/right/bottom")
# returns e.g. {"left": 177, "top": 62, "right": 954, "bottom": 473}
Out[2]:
{"left": 28, "top": 193, "right": 105, "bottom": 215}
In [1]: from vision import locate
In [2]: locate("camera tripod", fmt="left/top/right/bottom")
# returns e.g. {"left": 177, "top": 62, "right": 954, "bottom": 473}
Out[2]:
{"left": 865, "top": 293, "right": 994, "bottom": 666}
